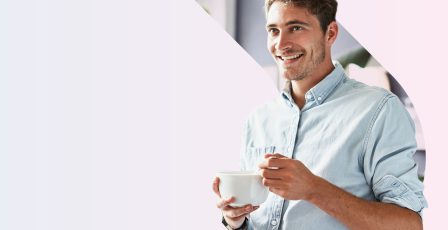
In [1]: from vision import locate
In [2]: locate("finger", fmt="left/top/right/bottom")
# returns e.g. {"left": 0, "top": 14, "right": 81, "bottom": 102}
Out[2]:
{"left": 259, "top": 168, "right": 283, "bottom": 179}
{"left": 216, "top": 196, "right": 235, "bottom": 209}
{"left": 224, "top": 205, "right": 256, "bottom": 218}
{"left": 262, "top": 178, "right": 286, "bottom": 188}
{"left": 268, "top": 187, "right": 284, "bottom": 196}
{"left": 258, "top": 157, "right": 288, "bottom": 169}
{"left": 212, "top": 177, "right": 221, "bottom": 197}
{"left": 264, "top": 153, "right": 288, "bottom": 159}
{"left": 224, "top": 206, "right": 260, "bottom": 221}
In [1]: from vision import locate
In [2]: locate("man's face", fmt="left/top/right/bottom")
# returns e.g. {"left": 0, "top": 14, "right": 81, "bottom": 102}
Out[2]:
{"left": 266, "top": 2, "right": 329, "bottom": 81}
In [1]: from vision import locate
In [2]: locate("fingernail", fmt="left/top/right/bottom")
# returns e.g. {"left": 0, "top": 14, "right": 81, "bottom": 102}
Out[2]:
{"left": 253, "top": 206, "right": 259, "bottom": 210}
{"left": 245, "top": 206, "right": 252, "bottom": 211}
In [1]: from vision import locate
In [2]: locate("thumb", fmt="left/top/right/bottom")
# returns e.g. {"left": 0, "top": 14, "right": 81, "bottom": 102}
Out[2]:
{"left": 212, "top": 177, "right": 221, "bottom": 197}
{"left": 264, "top": 153, "right": 288, "bottom": 159}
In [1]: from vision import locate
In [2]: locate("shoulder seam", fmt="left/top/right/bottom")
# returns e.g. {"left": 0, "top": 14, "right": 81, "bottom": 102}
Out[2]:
{"left": 359, "top": 92, "right": 395, "bottom": 181}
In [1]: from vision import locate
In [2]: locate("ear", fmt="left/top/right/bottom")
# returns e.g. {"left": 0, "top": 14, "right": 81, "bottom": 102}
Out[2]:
{"left": 326, "top": 21, "right": 338, "bottom": 45}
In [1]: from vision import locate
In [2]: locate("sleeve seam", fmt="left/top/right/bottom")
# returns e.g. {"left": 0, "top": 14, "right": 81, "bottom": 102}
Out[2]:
{"left": 359, "top": 93, "right": 395, "bottom": 185}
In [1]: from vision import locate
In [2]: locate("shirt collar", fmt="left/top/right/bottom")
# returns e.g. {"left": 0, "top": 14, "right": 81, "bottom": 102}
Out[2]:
{"left": 282, "top": 61, "right": 346, "bottom": 106}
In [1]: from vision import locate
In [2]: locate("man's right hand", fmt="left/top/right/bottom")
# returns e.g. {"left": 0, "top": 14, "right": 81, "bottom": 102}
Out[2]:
{"left": 213, "top": 177, "right": 259, "bottom": 229}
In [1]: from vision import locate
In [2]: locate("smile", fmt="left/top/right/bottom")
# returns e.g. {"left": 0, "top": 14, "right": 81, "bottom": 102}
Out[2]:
{"left": 277, "top": 53, "right": 304, "bottom": 64}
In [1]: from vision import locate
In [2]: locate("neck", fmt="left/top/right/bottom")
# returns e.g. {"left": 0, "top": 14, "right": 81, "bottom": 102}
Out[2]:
{"left": 290, "top": 59, "right": 335, "bottom": 108}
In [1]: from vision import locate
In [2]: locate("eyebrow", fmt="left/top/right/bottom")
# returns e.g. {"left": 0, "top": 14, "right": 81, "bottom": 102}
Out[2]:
{"left": 266, "top": 20, "right": 311, "bottom": 28}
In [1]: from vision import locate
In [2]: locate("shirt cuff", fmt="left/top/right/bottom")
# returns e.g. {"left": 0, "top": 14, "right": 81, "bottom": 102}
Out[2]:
{"left": 373, "top": 175, "right": 428, "bottom": 216}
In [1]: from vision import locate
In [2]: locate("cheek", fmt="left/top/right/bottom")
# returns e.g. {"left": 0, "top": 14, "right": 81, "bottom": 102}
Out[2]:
{"left": 267, "top": 39, "right": 275, "bottom": 54}
{"left": 291, "top": 35, "right": 312, "bottom": 49}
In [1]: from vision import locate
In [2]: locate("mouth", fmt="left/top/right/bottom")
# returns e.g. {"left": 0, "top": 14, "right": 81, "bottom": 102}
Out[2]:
{"left": 277, "top": 53, "right": 304, "bottom": 65}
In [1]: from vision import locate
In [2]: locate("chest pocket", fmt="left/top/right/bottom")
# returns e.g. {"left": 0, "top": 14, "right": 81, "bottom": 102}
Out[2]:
{"left": 243, "top": 146, "right": 288, "bottom": 171}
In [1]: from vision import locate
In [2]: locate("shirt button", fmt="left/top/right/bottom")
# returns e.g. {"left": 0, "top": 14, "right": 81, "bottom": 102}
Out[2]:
{"left": 317, "top": 96, "right": 322, "bottom": 101}
{"left": 306, "top": 94, "right": 312, "bottom": 100}
{"left": 271, "top": 219, "right": 278, "bottom": 226}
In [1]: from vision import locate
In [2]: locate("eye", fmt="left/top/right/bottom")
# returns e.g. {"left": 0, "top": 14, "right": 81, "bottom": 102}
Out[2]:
{"left": 268, "top": 28, "right": 279, "bottom": 36}
{"left": 292, "top": 26, "right": 303, "bottom": 31}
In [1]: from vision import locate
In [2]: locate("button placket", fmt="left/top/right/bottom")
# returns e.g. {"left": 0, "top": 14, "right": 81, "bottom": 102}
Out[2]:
{"left": 269, "top": 207, "right": 278, "bottom": 229}
{"left": 268, "top": 106, "right": 299, "bottom": 230}
{"left": 268, "top": 199, "right": 278, "bottom": 229}
{"left": 288, "top": 112, "right": 300, "bottom": 158}
{"left": 269, "top": 197, "right": 283, "bottom": 229}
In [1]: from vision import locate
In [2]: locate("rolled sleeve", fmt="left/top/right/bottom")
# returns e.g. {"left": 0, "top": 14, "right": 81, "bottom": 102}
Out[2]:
{"left": 362, "top": 94, "right": 428, "bottom": 214}
{"left": 373, "top": 175, "right": 427, "bottom": 215}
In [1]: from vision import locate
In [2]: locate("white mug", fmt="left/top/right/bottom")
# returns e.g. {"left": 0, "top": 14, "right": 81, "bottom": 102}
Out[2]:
{"left": 216, "top": 171, "right": 269, "bottom": 207}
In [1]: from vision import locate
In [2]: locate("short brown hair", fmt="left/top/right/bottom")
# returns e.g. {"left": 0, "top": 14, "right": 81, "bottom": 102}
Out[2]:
{"left": 265, "top": 0, "right": 338, "bottom": 32}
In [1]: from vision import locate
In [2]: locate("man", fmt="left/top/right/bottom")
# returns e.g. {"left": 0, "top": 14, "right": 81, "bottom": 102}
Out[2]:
{"left": 213, "top": 0, "right": 427, "bottom": 229}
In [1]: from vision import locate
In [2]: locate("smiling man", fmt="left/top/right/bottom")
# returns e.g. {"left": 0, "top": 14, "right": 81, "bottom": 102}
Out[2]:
{"left": 213, "top": 0, "right": 427, "bottom": 229}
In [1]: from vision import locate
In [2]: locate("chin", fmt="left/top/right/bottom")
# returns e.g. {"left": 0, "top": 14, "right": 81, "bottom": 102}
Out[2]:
{"left": 282, "top": 71, "right": 305, "bottom": 81}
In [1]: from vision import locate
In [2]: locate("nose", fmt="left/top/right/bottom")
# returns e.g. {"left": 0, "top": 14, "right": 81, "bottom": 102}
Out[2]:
{"left": 275, "top": 32, "right": 292, "bottom": 51}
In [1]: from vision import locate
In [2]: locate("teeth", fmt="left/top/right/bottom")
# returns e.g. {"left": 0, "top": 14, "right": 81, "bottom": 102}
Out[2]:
{"left": 282, "top": 54, "right": 302, "bottom": 60}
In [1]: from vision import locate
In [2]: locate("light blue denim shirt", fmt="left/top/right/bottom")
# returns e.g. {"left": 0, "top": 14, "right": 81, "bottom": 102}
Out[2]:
{"left": 241, "top": 62, "right": 427, "bottom": 230}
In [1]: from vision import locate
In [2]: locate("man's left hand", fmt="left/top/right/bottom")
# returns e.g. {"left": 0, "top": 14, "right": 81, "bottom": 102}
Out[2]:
{"left": 258, "top": 153, "right": 318, "bottom": 200}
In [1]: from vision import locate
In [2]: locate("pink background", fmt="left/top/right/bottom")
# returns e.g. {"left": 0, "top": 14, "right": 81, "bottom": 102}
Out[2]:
{"left": 337, "top": 0, "right": 447, "bottom": 228}
{"left": 0, "top": 0, "right": 446, "bottom": 229}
